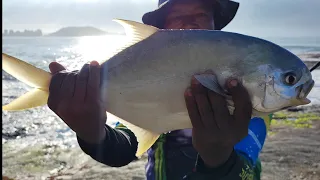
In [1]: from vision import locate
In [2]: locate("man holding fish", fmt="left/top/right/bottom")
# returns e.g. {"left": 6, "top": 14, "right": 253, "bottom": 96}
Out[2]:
{"left": 3, "top": 0, "right": 314, "bottom": 179}
{"left": 48, "top": 0, "right": 267, "bottom": 179}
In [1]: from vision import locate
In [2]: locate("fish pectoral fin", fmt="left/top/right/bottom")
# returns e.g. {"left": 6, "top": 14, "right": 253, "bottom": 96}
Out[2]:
{"left": 3, "top": 88, "right": 49, "bottom": 111}
{"left": 194, "top": 74, "right": 231, "bottom": 99}
{"left": 106, "top": 112, "right": 160, "bottom": 158}
{"left": 194, "top": 74, "right": 236, "bottom": 114}
{"left": 194, "top": 74, "right": 235, "bottom": 115}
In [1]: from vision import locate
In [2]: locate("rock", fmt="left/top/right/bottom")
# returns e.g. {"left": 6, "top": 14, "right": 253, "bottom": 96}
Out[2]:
{"left": 2, "top": 176, "right": 15, "bottom": 180}
{"left": 279, "top": 156, "right": 284, "bottom": 162}
{"left": 49, "top": 168, "right": 59, "bottom": 175}
{"left": 2, "top": 127, "right": 28, "bottom": 140}
{"left": 287, "top": 108, "right": 304, "bottom": 112}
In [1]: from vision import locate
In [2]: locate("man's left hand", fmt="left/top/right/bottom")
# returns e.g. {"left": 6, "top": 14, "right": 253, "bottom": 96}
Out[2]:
{"left": 184, "top": 75, "right": 252, "bottom": 168}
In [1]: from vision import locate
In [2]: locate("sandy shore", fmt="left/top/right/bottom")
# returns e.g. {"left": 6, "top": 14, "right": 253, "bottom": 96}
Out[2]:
{"left": 261, "top": 106, "right": 320, "bottom": 180}
{"left": 2, "top": 104, "right": 320, "bottom": 180}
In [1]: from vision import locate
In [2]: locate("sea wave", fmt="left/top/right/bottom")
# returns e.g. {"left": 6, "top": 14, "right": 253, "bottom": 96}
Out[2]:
{"left": 295, "top": 52, "right": 320, "bottom": 70}
{"left": 297, "top": 52, "right": 320, "bottom": 61}
{"left": 2, "top": 71, "right": 16, "bottom": 81}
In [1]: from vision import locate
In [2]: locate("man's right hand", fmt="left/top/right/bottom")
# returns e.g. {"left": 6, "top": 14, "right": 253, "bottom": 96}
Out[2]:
{"left": 47, "top": 61, "right": 107, "bottom": 144}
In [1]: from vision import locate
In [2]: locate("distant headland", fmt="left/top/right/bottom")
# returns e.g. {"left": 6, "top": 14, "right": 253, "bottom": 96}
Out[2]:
{"left": 3, "top": 29, "right": 43, "bottom": 37}
{"left": 47, "top": 26, "right": 107, "bottom": 37}
{"left": 2, "top": 26, "right": 119, "bottom": 37}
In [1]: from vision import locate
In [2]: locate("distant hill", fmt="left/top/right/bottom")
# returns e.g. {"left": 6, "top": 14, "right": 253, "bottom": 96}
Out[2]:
{"left": 47, "top": 26, "right": 107, "bottom": 37}
{"left": 3, "top": 29, "right": 43, "bottom": 37}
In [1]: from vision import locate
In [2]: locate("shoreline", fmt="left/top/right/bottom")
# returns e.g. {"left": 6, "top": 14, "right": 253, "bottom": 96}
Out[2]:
{"left": 2, "top": 104, "right": 320, "bottom": 180}
{"left": 261, "top": 106, "right": 320, "bottom": 180}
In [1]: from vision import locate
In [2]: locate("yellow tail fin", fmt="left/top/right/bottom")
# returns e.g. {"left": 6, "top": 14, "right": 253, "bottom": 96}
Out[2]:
{"left": 2, "top": 53, "right": 52, "bottom": 111}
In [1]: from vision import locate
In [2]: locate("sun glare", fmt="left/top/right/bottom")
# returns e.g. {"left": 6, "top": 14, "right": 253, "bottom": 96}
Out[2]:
{"left": 65, "top": 35, "right": 126, "bottom": 69}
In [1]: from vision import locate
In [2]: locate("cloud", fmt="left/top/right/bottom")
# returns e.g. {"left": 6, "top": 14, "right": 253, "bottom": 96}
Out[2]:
{"left": 3, "top": 0, "right": 320, "bottom": 37}
{"left": 224, "top": 0, "right": 320, "bottom": 37}
{"left": 3, "top": 0, "right": 157, "bottom": 33}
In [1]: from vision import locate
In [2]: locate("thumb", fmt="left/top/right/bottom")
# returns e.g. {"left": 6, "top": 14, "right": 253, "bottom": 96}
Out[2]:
{"left": 226, "top": 79, "right": 252, "bottom": 129}
{"left": 226, "top": 79, "right": 251, "bottom": 105}
{"left": 49, "top": 62, "right": 66, "bottom": 74}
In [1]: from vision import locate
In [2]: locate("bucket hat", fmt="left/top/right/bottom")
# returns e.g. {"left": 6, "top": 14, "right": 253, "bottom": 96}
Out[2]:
{"left": 142, "top": 0, "right": 239, "bottom": 30}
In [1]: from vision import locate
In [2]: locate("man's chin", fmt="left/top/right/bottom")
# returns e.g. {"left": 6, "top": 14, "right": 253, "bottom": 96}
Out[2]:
{"left": 182, "top": 25, "right": 201, "bottom": 29}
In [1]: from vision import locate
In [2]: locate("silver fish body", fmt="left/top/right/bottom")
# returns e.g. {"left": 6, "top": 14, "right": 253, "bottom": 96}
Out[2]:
{"left": 101, "top": 30, "right": 314, "bottom": 134}
{"left": 2, "top": 19, "right": 314, "bottom": 156}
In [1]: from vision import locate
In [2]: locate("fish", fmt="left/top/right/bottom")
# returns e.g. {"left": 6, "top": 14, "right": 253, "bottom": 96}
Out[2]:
{"left": 2, "top": 19, "right": 314, "bottom": 157}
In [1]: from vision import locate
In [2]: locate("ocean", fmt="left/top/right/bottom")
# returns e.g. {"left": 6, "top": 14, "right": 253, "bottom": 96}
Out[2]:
{"left": 3, "top": 35, "right": 320, "bottom": 103}
{"left": 2, "top": 35, "right": 320, "bottom": 149}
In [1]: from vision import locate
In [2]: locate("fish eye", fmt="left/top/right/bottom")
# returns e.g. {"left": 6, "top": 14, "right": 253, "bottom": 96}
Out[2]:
{"left": 284, "top": 73, "right": 297, "bottom": 85}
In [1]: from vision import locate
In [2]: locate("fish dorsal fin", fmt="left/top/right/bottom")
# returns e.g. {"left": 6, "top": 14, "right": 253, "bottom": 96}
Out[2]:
{"left": 99, "top": 19, "right": 159, "bottom": 64}
{"left": 113, "top": 19, "right": 159, "bottom": 42}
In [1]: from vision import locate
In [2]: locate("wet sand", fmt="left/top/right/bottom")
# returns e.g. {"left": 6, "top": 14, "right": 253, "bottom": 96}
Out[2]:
{"left": 261, "top": 106, "right": 320, "bottom": 180}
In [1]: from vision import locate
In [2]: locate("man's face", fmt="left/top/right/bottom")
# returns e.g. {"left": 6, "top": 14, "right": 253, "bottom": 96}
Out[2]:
{"left": 164, "top": 0, "right": 215, "bottom": 30}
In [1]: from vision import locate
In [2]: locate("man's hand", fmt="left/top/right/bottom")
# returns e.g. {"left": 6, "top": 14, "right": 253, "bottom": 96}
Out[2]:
{"left": 48, "top": 61, "right": 107, "bottom": 144}
{"left": 184, "top": 75, "right": 252, "bottom": 168}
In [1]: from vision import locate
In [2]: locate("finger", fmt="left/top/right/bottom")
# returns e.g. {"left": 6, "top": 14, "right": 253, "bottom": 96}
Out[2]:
{"left": 191, "top": 77, "right": 217, "bottom": 131}
{"left": 48, "top": 73, "right": 66, "bottom": 111}
{"left": 184, "top": 88, "right": 204, "bottom": 129}
{"left": 86, "top": 61, "right": 101, "bottom": 102}
{"left": 49, "top": 62, "right": 66, "bottom": 74}
{"left": 60, "top": 72, "right": 77, "bottom": 99}
{"left": 207, "top": 90, "right": 231, "bottom": 130}
{"left": 227, "top": 79, "right": 252, "bottom": 134}
{"left": 74, "top": 64, "right": 90, "bottom": 102}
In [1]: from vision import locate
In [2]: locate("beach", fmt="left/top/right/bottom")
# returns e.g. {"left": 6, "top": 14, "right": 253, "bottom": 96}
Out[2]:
{"left": 2, "top": 35, "right": 320, "bottom": 180}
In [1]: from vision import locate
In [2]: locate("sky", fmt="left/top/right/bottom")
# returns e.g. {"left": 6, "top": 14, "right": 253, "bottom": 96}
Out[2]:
{"left": 3, "top": 0, "right": 320, "bottom": 38}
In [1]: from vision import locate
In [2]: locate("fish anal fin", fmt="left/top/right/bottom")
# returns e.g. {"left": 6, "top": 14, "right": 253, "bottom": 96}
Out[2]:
{"left": 106, "top": 112, "right": 160, "bottom": 157}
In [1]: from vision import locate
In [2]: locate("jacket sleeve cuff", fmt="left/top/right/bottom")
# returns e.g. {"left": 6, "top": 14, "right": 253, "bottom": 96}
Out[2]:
{"left": 196, "top": 149, "right": 238, "bottom": 175}
{"left": 183, "top": 150, "right": 255, "bottom": 179}
{"left": 77, "top": 124, "right": 138, "bottom": 167}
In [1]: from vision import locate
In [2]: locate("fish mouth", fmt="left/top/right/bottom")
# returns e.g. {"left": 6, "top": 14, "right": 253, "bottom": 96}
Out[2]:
{"left": 298, "top": 79, "right": 314, "bottom": 98}
{"left": 295, "top": 79, "right": 315, "bottom": 105}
